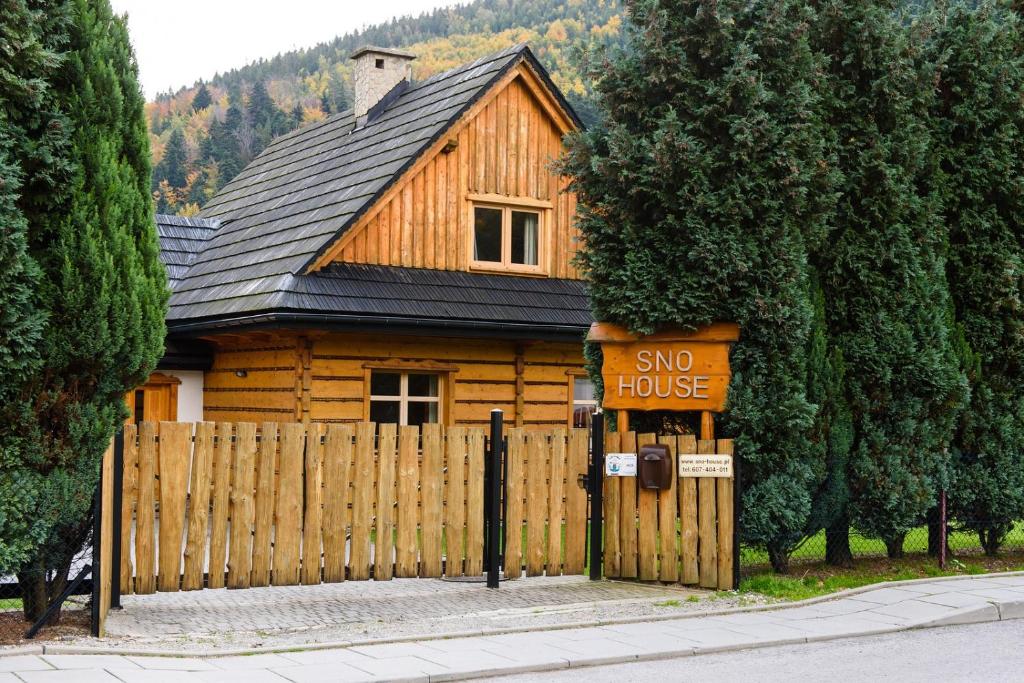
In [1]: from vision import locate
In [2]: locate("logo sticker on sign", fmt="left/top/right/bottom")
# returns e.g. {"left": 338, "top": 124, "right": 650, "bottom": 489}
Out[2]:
{"left": 605, "top": 453, "right": 637, "bottom": 477}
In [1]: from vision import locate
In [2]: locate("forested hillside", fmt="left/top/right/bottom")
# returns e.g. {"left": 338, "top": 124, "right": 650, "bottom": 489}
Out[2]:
{"left": 147, "top": 0, "right": 624, "bottom": 215}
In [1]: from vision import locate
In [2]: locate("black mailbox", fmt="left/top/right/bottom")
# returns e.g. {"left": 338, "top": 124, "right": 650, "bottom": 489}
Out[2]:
{"left": 638, "top": 443, "right": 672, "bottom": 490}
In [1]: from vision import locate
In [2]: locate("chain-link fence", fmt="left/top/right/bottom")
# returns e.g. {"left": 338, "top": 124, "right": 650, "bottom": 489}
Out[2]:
{"left": 0, "top": 509, "right": 96, "bottom": 645}
{"left": 741, "top": 520, "right": 1024, "bottom": 572}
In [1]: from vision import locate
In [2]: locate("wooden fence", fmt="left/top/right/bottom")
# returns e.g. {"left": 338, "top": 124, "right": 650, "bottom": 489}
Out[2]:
{"left": 502, "top": 428, "right": 590, "bottom": 577}
{"left": 116, "top": 421, "right": 487, "bottom": 594}
{"left": 603, "top": 432, "right": 735, "bottom": 590}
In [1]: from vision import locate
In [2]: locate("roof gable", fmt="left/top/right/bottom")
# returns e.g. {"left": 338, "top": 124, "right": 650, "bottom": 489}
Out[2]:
{"left": 164, "top": 45, "right": 584, "bottom": 330}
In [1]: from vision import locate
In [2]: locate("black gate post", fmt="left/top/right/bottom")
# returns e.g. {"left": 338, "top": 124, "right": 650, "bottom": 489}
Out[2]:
{"left": 486, "top": 409, "right": 503, "bottom": 588}
{"left": 588, "top": 411, "right": 604, "bottom": 581}
{"left": 110, "top": 429, "right": 125, "bottom": 609}
{"left": 89, "top": 478, "right": 102, "bottom": 636}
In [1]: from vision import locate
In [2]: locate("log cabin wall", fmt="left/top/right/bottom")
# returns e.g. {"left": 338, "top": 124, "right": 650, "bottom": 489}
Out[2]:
{"left": 326, "top": 69, "right": 581, "bottom": 279}
{"left": 201, "top": 331, "right": 585, "bottom": 429}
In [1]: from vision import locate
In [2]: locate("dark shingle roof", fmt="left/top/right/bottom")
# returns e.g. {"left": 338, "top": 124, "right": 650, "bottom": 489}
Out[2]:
{"left": 175, "top": 45, "right": 533, "bottom": 320}
{"left": 155, "top": 214, "right": 219, "bottom": 289}
{"left": 160, "top": 45, "right": 591, "bottom": 337}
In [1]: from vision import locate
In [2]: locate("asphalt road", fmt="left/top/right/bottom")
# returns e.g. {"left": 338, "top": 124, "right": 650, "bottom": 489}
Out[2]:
{"left": 482, "top": 619, "right": 1024, "bottom": 682}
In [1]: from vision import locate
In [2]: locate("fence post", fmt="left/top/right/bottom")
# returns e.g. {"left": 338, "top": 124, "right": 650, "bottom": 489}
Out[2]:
{"left": 89, "top": 478, "right": 102, "bottom": 637}
{"left": 939, "top": 489, "right": 947, "bottom": 571}
{"left": 486, "top": 410, "right": 503, "bottom": 588}
{"left": 110, "top": 429, "right": 124, "bottom": 609}
{"left": 733, "top": 449, "right": 741, "bottom": 590}
{"left": 589, "top": 411, "right": 604, "bottom": 581}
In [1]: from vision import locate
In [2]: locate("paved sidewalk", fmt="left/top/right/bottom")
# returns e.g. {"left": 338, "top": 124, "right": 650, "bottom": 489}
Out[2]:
{"left": 2, "top": 573, "right": 1022, "bottom": 682}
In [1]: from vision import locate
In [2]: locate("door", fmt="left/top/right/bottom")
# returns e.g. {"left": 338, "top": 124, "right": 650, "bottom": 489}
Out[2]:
{"left": 126, "top": 372, "right": 180, "bottom": 424}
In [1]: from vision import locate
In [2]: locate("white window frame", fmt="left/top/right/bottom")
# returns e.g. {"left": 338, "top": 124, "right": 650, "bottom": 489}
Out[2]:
{"left": 470, "top": 202, "right": 546, "bottom": 275}
{"left": 369, "top": 371, "right": 442, "bottom": 426}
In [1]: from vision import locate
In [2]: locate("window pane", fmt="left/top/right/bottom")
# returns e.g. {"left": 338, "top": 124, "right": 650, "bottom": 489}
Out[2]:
{"left": 511, "top": 211, "right": 538, "bottom": 265}
{"left": 572, "top": 406, "right": 593, "bottom": 430}
{"left": 370, "top": 371, "right": 401, "bottom": 396}
{"left": 370, "top": 400, "right": 401, "bottom": 425}
{"left": 574, "top": 377, "right": 595, "bottom": 402}
{"left": 407, "top": 401, "right": 439, "bottom": 428}
{"left": 408, "top": 373, "right": 439, "bottom": 397}
{"left": 474, "top": 207, "right": 502, "bottom": 262}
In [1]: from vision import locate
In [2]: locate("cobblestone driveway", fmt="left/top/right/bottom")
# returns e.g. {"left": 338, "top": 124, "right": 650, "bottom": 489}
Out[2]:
{"left": 101, "top": 576, "right": 722, "bottom": 651}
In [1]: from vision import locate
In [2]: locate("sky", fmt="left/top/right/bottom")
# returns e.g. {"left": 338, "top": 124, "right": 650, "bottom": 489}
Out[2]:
{"left": 109, "top": 0, "right": 453, "bottom": 99}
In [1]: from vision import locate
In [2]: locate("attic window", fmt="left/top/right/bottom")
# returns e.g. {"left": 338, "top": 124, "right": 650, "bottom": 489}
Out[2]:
{"left": 471, "top": 203, "right": 544, "bottom": 275}
{"left": 375, "top": 58, "right": 385, "bottom": 69}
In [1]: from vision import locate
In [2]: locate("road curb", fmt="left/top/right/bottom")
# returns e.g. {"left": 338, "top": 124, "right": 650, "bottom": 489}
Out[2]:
{"left": 10, "top": 571, "right": 1024, "bottom": 661}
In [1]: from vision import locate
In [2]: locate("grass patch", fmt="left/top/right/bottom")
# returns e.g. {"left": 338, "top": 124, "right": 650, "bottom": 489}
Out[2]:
{"left": 739, "top": 553, "right": 1024, "bottom": 601}
{"left": 653, "top": 599, "right": 681, "bottom": 608}
{"left": 0, "top": 598, "right": 21, "bottom": 610}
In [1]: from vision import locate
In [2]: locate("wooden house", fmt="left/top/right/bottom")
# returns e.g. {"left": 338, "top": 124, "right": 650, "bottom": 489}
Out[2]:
{"left": 135, "top": 45, "right": 595, "bottom": 430}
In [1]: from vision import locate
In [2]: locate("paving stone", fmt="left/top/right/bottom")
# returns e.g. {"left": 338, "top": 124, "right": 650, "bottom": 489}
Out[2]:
{"left": 871, "top": 599, "right": 960, "bottom": 622}
{"left": 207, "top": 654, "right": 299, "bottom": 670}
{"left": 476, "top": 643, "right": 573, "bottom": 666}
{"left": 997, "top": 599, "right": 1024, "bottom": 620}
{"left": 270, "top": 663, "right": 381, "bottom": 683}
{"left": 41, "top": 656, "right": 139, "bottom": 671}
{"left": 339, "top": 655, "right": 448, "bottom": 678}
{"left": 348, "top": 643, "right": 447, "bottom": 659}
{"left": 961, "top": 588, "right": 1024, "bottom": 602}
{"left": 106, "top": 669, "right": 208, "bottom": 683}
{"left": 15, "top": 670, "right": 122, "bottom": 683}
{"left": 841, "top": 587, "right": 930, "bottom": 605}
{"left": 917, "top": 592, "right": 993, "bottom": 609}
{"left": 0, "top": 656, "right": 51, "bottom": 673}
{"left": 602, "top": 632, "right": 700, "bottom": 656}
{"left": 194, "top": 670, "right": 291, "bottom": 682}
{"left": 124, "top": 656, "right": 215, "bottom": 671}
{"left": 705, "top": 621, "right": 808, "bottom": 643}
{"left": 420, "top": 637, "right": 504, "bottom": 653}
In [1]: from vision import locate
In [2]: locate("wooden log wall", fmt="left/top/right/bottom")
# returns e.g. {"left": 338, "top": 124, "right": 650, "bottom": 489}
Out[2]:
{"left": 329, "top": 71, "right": 581, "bottom": 280}
{"left": 118, "top": 421, "right": 485, "bottom": 594}
{"left": 603, "top": 432, "right": 735, "bottom": 590}
{"left": 502, "top": 428, "right": 589, "bottom": 577}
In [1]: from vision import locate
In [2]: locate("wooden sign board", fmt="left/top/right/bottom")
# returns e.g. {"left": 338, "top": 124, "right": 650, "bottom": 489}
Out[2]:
{"left": 679, "top": 454, "right": 733, "bottom": 478}
{"left": 587, "top": 322, "right": 739, "bottom": 412}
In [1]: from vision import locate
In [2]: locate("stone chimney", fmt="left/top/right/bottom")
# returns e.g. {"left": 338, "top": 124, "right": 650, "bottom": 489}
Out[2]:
{"left": 351, "top": 46, "right": 416, "bottom": 122}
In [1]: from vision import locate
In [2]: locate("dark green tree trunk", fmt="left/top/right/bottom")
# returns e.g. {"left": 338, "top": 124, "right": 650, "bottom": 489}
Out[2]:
{"left": 825, "top": 516, "right": 853, "bottom": 567}
{"left": 884, "top": 535, "right": 906, "bottom": 559}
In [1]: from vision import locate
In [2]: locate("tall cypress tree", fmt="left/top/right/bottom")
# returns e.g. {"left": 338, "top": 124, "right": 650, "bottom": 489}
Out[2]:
{"left": 11, "top": 0, "right": 166, "bottom": 620}
{"left": 0, "top": 0, "right": 71, "bottom": 573}
{"left": 810, "top": 0, "right": 966, "bottom": 557}
{"left": 562, "top": 0, "right": 836, "bottom": 571}
{"left": 931, "top": 2, "right": 1024, "bottom": 555}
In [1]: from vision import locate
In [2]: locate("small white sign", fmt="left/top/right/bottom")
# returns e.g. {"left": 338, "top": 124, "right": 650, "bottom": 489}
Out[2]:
{"left": 605, "top": 452, "right": 637, "bottom": 477}
{"left": 679, "top": 454, "right": 733, "bottom": 478}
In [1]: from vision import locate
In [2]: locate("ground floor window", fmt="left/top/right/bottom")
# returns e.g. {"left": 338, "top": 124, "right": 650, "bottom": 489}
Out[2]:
{"left": 369, "top": 371, "right": 441, "bottom": 427}
{"left": 572, "top": 376, "right": 597, "bottom": 429}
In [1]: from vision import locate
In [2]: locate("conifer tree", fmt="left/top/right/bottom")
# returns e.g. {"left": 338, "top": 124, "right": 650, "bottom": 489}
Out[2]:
{"left": 562, "top": 0, "right": 836, "bottom": 571}
{"left": 156, "top": 127, "right": 188, "bottom": 189}
{"left": 931, "top": 1, "right": 1024, "bottom": 555}
{"left": 191, "top": 82, "right": 212, "bottom": 111}
{"left": 810, "top": 0, "right": 966, "bottom": 557}
{"left": 10, "top": 0, "right": 166, "bottom": 621}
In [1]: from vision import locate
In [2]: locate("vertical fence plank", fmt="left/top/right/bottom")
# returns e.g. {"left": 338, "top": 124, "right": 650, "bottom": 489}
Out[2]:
{"left": 445, "top": 427, "right": 468, "bottom": 576}
{"left": 716, "top": 439, "right": 735, "bottom": 590}
{"left": 546, "top": 429, "right": 567, "bottom": 575}
{"left": 374, "top": 423, "right": 398, "bottom": 581}
{"left": 182, "top": 422, "right": 214, "bottom": 590}
{"left": 619, "top": 431, "right": 638, "bottom": 579}
{"left": 250, "top": 422, "right": 278, "bottom": 587}
{"left": 227, "top": 423, "right": 257, "bottom": 589}
{"left": 697, "top": 439, "right": 718, "bottom": 588}
{"left": 135, "top": 422, "right": 156, "bottom": 595}
{"left": 396, "top": 425, "right": 421, "bottom": 578}
{"left": 349, "top": 422, "right": 375, "bottom": 580}
{"left": 207, "top": 422, "right": 233, "bottom": 589}
{"left": 465, "top": 429, "right": 485, "bottom": 575}
{"left": 322, "top": 424, "right": 353, "bottom": 582}
{"left": 678, "top": 435, "right": 699, "bottom": 585}
{"left": 525, "top": 430, "right": 548, "bottom": 576}
{"left": 157, "top": 422, "right": 190, "bottom": 592}
{"left": 272, "top": 422, "right": 304, "bottom": 586}
{"left": 119, "top": 423, "right": 138, "bottom": 595}
{"left": 97, "top": 441, "right": 114, "bottom": 636}
{"left": 602, "top": 430, "right": 621, "bottom": 578}
{"left": 420, "top": 424, "right": 444, "bottom": 578}
{"left": 657, "top": 434, "right": 679, "bottom": 583}
{"left": 502, "top": 429, "right": 525, "bottom": 578}
{"left": 564, "top": 428, "right": 588, "bottom": 575}
{"left": 301, "top": 423, "right": 325, "bottom": 585}
{"left": 636, "top": 433, "right": 658, "bottom": 581}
